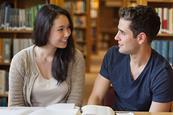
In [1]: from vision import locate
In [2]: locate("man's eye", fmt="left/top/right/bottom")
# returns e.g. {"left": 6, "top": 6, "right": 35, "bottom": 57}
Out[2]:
{"left": 120, "top": 31, "right": 125, "bottom": 35}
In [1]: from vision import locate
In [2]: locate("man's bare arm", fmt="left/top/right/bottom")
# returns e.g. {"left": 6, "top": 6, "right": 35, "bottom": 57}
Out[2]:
{"left": 88, "top": 74, "right": 111, "bottom": 105}
{"left": 149, "top": 101, "right": 172, "bottom": 112}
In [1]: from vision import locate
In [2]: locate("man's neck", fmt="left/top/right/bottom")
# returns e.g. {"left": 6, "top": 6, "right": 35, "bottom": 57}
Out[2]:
{"left": 130, "top": 46, "right": 152, "bottom": 80}
{"left": 130, "top": 46, "right": 151, "bottom": 67}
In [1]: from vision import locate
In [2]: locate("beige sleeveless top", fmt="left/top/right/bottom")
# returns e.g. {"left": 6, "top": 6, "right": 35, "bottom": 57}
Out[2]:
{"left": 31, "top": 75, "right": 68, "bottom": 106}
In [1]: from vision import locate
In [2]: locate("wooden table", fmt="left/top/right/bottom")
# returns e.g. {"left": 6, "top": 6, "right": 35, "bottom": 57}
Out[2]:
{"left": 116, "top": 112, "right": 173, "bottom": 115}
{"left": 134, "top": 112, "right": 173, "bottom": 115}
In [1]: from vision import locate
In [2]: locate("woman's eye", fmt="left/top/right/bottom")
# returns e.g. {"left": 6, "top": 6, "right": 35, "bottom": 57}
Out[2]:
{"left": 57, "top": 28, "right": 63, "bottom": 31}
{"left": 67, "top": 26, "right": 71, "bottom": 29}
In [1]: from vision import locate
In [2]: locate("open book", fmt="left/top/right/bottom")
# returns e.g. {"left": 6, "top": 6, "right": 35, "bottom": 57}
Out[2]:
{"left": 0, "top": 104, "right": 134, "bottom": 115}
{"left": 81, "top": 105, "right": 134, "bottom": 115}
{"left": 0, "top": 103, "right": 80, "bottom": 115}
{"left": 81, "top": 105, "right": 114, "bottom": 115}
{"left": 29, "top": 103, "right": 80, "bottom": 115}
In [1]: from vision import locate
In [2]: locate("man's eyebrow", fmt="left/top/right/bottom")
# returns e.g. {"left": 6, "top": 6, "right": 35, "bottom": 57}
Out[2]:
{"left": 118, "top": 28, "right": 124, "bottom": 33}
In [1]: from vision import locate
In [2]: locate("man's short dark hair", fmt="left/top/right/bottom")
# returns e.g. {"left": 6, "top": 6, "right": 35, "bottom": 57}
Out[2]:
{"left": 119, "top": 5, "right": 160, "bottom": 43}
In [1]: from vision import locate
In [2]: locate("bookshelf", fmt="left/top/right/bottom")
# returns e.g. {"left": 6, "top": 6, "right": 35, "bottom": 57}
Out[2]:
{"left": 98, "top": 0, "right": 173, "bottom": 66}
{"left": 0, "top": 30, "right": 32, "bottom": 38}
{"left": 141, "top": 0, "right": 173, "bottom": 39}
{"left": 90, "top": 0, "right": 99, "bottom": 54}
{"left": 98, "top": 1, "right": 122, "bottom": 49}
{"left": 98, "top": 0, "right": 138, "bottom": 49}
{"left": 64, "top": 0, "right": 91, "bottom": 72}
{"left": 123, "top": 0, "right": 138, "bottom": 7}
{"left": 0, "top": 0, "right": 64, "bottom": 105}
{"left": 136, "top": 0, "right": 173, "bottom": 65}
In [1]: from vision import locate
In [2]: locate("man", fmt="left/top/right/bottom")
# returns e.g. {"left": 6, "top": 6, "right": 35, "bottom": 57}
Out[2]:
{"left": 88, "top": 5, "right": 173, "bottom": 112}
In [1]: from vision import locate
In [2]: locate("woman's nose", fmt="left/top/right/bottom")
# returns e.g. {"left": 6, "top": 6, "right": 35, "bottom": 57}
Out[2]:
{"left": 64, "top": 29, "right": 71, "bottom": 37}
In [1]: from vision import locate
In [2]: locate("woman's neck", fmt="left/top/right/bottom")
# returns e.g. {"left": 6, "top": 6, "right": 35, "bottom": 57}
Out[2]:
{"left": 35, "top": 45, "right": 56, "bottom": 62}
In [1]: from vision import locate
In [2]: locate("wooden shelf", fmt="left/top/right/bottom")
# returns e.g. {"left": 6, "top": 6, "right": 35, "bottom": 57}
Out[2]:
{"left": 65, "top": 0, "right": 91, "bottom": 72}
{"left": 74, "top": 27, "right": 86, "bottom": 30}
{"left": 0, "top": 30, "right": 32, "bottom": 38}
{"left": 137, "top": 0, "right": 173, "bottom": 40}
{"left": 156, "top": 33, "right": 173, "bottom": 40}
{"left": 0, "top": 63, "right": 10, "bottom": 70}
{"left": 73, "top": 13, "right": 86, "bottom": 16}
{"left": 0, "top": 30, "right": 32, "bottom": 33}
{"left": 100, "top": 28, "right": 117, "bottom": 34}
{"left": 147, "top": 0, "right": 173, "bottom": 3}
{"left": 0, "top": 92, "right": 8, "bottom": 97}
{"left": 105, "top": 0, "right": 124, "bottom": 7}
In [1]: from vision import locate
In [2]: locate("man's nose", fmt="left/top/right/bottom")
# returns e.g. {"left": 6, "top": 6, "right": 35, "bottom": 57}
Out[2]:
{"left": 114, "top": 31, "right": 120, "bottom": 40}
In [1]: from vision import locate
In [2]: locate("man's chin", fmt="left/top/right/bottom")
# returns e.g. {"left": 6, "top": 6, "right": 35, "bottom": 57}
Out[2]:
{"left": 119, "top": 49, "right": 128, "bottom": 54}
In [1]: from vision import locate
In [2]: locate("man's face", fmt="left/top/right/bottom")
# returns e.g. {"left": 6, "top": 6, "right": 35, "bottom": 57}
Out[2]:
{"left": 114, "top": 18, "right": 140, "bottom": 54}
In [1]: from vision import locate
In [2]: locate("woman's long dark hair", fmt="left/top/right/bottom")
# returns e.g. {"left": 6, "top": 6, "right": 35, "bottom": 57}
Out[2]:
{"left": 32, "top": 4, "right": 75, "bottom": 83}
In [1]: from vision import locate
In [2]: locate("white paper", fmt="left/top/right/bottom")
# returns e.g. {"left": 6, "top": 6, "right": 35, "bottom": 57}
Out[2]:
{"left": 0, "top": 107, "right": 41, "bottom": 115}
{"left": 46, "top": 103, "right": 75, "bottom": 110}
{"left": 116, "top": 112, "right": 134, "bottom": 115}
{"left": 28, "top": 108, "right": 80, "bottom": 115}
{"left": 29, "top": 103, "right": 80, "bottom": 115}
{"left": 0, "top": 104, "right": 79, "bottom": 115}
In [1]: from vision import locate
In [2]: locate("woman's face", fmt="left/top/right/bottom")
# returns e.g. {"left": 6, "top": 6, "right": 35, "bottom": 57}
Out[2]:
{"left": 48, "top": 15, "right": 71, "bottom": 49}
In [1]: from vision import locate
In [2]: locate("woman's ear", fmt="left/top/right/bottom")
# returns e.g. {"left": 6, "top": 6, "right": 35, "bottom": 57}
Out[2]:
{"left": 136, "top": 32, "right": 147, "bottom": 44}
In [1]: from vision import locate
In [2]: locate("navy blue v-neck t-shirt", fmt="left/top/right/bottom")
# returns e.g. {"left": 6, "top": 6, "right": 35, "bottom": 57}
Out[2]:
{"left": 100, "top": 46, "right": 173, "bottom": 111}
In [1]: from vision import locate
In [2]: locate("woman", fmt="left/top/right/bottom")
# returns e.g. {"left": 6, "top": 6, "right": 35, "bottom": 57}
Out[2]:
{"left": 8, "top": 4, "right": 85, "bottom": 107}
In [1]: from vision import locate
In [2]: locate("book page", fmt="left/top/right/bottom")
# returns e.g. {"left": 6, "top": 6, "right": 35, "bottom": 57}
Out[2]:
{"left": 0, "top": 107, "right": 42, "bottom": 115}
{"left": 28, "top": 108, "right": 80, "bottom": 115}
{"left": 116, "top": 112, "right": 134, "bottom": 115}
{"left": 46, "top": 103, "right": 75, "bottom": 110}
{"left": 81, "top": 105, "right": 115, "bottom": 115}
{"left": 0, "top": 104, "right": 80, "bottom": 115}
{"left": 29, "top": 103, "right": 81, "bottom": 115}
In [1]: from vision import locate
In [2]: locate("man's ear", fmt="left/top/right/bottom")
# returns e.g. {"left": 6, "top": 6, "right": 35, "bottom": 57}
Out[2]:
{"left": 136, "top": 32, "right": 147, "bottom": 44}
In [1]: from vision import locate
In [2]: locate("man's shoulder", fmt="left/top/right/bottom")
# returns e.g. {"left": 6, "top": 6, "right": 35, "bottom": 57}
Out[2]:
{"left": 103, "top": 46, "right": 129, "bottom": 67}
{"left": 107, "top": 46, "right": 119, "bottom": 53}
{"left": 106, "top": 46, "right": 127, "bottom": 58}
{"left": 151, "top": 49, "right": 172, "bottom": 68}
{"left": 106, "top": 46, "right": 119, "bottom": 56}
{"left": 149, "top": 49, "right": 173, "bottom": 77}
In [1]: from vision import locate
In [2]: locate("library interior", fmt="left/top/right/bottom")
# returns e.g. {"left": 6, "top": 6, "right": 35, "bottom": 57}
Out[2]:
{"left": 0, "top": 0, "right": 173, "bottom": 113}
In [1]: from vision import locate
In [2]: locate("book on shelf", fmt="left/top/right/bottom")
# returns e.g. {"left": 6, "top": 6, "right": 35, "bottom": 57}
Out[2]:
{"left": 155, "top": 7, "right": 173, "bottom": 34}
{"left": 0, "top": 70, "right": 6, "bottom": 94}
{"left": 151, "top": 40, "right": 173, "bottom": 65}
{"left": 64, "top": 1, "right": 71, "bottom": 13}
{"left": 169, "top": 41, "right": 173, "bottom": 65}
{"left": 13, "top": 38, "right": 33, "bottom": 56}
{"left": 0, "top": 4, "right": 43, "bottom": 30}
{"left": 2, "top": 39, "right": 11, "bottom": 63}
{"left": 0, "top": 38, "right": 33, "bottom": 64}
{"left": 0, "top": 70, "right": 8, "bottom": 95}
{"left": 73, "top": 16, "right": 86, "bottom": 28}
{"left": 0, "top": 39, "right": 3, "bottom": 63}
{"left": 73, "top": 30, "right": 85, "bottom": 43}
{"left": 73, "top": 1, "right": 86, "bottom": 14}
{"left": 0, "top": 97, "right": 7, "bottom": 107}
